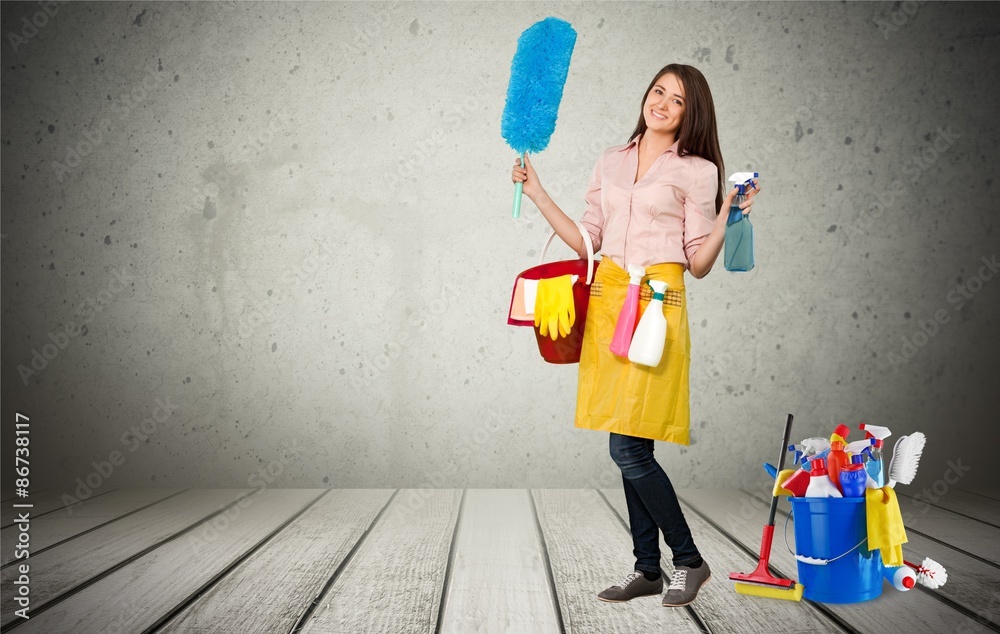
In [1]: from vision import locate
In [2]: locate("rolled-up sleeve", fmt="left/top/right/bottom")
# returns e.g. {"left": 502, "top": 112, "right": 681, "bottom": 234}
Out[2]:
{"left": 682, "top": 160, "right": 720, "bottom": 262}
{"left": 578, "top": 154, "right": 604, "bottom": 255}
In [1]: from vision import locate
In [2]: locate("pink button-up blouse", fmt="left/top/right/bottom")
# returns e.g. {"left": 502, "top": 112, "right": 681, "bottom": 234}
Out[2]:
{"left": 579, "top": 132, "right": 720, "bottom": 270}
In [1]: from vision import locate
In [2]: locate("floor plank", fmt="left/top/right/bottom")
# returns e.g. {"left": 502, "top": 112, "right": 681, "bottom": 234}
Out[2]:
{"left": 1, "top": 489, "right": 46, "bottom": 504}
{"left": 0, "top": 489, "right": 251, "bottom": 627}
{"left": 155, "top": 489, "right": 394, "bottom": 634}
{"left": 964, "top": 490, "right": 1000, "bottom": 502}
{"left": 600, "top": 487, "right": 842, "bottom": 633}
{"left": 1, "top": 489, "right": 183, "bottom": 566}
{"left": 678, "top": 489, "right": 994, "bottom": 634}
{"left": 298, "top": 489, "right": 462, "bottom": 634}
{"left": 438, "top": 489, "right": 562, "bottom": 634}
{"left": 892, "top": 492, "right": 1000, "bottom": 565}
{"left": 8, "top": 488, "right": 324, "bottom": 633}
{"left": 531, "top": 489, "right": 702, "bottom": 634}
{"left": 898, "top": 490, "right": 1000, "bottom": 528}
{"left": 1, "top": 489, "right": 117, "bottom": 528}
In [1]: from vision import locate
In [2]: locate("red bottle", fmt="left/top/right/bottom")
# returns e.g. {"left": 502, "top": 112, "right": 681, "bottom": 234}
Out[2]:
{"left": 827, "top": 440, "right": 849, "bottom": 494}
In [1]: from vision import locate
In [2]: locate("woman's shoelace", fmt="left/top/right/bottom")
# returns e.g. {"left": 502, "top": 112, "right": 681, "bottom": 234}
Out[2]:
{"left": 615, "top": 570, "right": 643, "bottom": 588}
{"left": 667, "top": 569, "right": 688, "bottom": 590}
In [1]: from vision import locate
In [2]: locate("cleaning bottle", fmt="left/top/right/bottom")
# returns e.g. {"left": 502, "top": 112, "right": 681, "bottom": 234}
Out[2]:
{"left": 883, "top": 565, "right": 917, "bottom": 591}
{"left": 867, "top": 438, "right": 886, "bottom": 487}
{"left": 782, "top": 448, "right": 831, "bottom": 496}
{"left": 804, "top": 458, "right": 843, "bottom": 498}
{"left": 724, "top": 172, "right": 758, "bottom": 272}
{"left": 845, "top": 438, "right": 874, "bottom": 461}
{"left": 610, "top": 264, "right": 646, "bottom": 357}
{"left": 628, "top": 280, "right": 669, "bottom": 367}
{"left": 831, "top": 424, "right": 851, "bottom": 444}
{"left": 826, "top": 440, "right": 849, "bottom": 495}
{"left": 839, "top": 455, "right": 868, "bottom": 497}
{"left": 859, "top": 423, "right": 892, "bottom": 487}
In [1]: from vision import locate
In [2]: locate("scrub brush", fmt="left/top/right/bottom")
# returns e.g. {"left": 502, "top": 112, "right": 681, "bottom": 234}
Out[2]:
{"left": 886, "top": 432, "right": 926, "bottom": 489}
{"left": 501, "top": 17, "right": 577, "bottom": 218}
{"left": 905, "top": 557, "right": 948, "bottom": 589}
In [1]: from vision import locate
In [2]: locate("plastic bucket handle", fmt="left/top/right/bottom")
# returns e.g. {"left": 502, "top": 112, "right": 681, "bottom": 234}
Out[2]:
{"left": 783, "top": 504, "right": 868, "bottom": 565}
{"left": 537, "top": 221, "right": 595, "bottom": 285}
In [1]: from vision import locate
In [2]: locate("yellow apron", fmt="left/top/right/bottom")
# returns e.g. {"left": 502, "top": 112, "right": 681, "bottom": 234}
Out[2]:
{"left": 574, "top": 258, "right": 691, "bottom": 445}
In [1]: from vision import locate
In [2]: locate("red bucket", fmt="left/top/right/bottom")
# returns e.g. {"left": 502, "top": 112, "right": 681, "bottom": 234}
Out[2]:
{"left": 507, "top": 222, "right": 597, "bottom": 364}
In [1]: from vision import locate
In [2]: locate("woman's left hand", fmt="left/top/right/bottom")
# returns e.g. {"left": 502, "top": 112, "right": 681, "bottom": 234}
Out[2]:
{"left": 719, "top": 177, "right": 761, "bottom": 217}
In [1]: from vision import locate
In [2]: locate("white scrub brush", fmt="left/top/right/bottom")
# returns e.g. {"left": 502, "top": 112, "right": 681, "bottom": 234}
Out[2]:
{"left": 887, "top": 432, "right": 926, "bottom": 488}
{"left": 905, "top": 557, "right": 948, "bottom": 589}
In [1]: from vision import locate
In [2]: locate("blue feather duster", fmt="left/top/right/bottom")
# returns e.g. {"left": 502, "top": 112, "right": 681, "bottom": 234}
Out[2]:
{"left": 501, "top": 17, "right": 577, "bottom": 217}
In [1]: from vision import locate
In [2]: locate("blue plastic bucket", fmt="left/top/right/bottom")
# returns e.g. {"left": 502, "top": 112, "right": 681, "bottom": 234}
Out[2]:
{"left": 787, "top": 497, "right": 883, "bottom": 603}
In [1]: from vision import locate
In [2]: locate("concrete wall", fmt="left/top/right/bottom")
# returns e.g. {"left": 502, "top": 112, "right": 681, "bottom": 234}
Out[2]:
{"left": 2, "top": 1, "right": 998, "bottom": 497}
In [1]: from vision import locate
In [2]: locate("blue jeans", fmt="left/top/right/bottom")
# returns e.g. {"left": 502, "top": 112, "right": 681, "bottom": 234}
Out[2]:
{"left": 609, "top": 432, "right": 701, "bottom": 574}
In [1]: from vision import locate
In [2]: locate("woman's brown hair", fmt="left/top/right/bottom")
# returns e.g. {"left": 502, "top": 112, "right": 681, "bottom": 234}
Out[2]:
{"left": 628, "top": 64, "right": 725, "bottom": 214}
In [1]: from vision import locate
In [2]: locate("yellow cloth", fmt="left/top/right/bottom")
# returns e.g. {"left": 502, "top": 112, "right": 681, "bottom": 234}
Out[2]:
{"left": 866, "top": 486, "right": 907, "bottom": 566}
{"left": 534, "top": 275, "right": 575, "bottom": 340}
{"left": 773, "top": 469, "right": 797, "bottom": 497}
{"left": 575, "top": 258, "right": 690, "bottom": 444}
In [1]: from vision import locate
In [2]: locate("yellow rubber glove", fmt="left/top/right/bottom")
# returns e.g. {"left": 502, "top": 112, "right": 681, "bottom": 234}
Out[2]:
{"left": 534, "top": 278, "right": 553, "bottom": 338}
{"left": 535, "top": 276, "right": 575, "bottom": 341}
{"left": 558, "top": 277, "right": 575, "bottom": 338}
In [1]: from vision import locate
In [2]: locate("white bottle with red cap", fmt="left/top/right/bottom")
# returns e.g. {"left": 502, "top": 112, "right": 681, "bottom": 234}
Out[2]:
{"left": 883, "top": 565, "right": 917, "bottom": 591}
{"left": 804, "top": 458, "right": 843, "bottom": 498}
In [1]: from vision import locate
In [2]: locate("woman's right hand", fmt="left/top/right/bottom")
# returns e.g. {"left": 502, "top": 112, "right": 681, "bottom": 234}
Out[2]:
{"left": 511, "top": 152, "right": 542, "bottom": 200}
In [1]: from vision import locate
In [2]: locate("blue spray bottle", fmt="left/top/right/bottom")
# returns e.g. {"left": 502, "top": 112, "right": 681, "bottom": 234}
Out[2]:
{"left": 858, "top": 423, "right": 892, "bottom": 487}
{"left": 724, "top": 172, "right": 758, "bottom": 272}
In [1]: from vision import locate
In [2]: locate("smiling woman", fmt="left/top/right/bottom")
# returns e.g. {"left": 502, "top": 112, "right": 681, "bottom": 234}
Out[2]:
{"left": 511, "top": 61, "right": 762, "bottom": 608}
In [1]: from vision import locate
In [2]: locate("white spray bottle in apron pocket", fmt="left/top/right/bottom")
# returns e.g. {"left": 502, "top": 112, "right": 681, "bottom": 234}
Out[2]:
{"left": 628, "top": 280, "right": 669, "bottom": 367}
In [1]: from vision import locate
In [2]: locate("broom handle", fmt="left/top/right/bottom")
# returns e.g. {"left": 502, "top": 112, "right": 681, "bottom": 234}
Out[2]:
{"left": 768, "top": 413, "right": 794, "bottom": 527}
{"left": 512, "top": 152, "right": 525, "bottom": 218}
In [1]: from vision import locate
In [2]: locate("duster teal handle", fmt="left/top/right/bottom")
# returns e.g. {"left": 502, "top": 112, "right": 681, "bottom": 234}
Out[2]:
{"left": 512, "top": 151, "right": 525, "bottom": 218}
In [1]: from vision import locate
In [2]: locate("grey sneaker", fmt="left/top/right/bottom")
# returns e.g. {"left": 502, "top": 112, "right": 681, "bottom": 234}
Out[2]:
{"left": 661, "top": 561, "right": 711, "bottom": 607}
{"left": 597, "top": 570, "right": 663, "bottom": 602}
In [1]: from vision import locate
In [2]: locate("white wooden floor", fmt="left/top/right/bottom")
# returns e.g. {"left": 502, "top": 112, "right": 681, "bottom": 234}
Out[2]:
{"left": 1, "top": 487, "right": 998, "bottom": 633}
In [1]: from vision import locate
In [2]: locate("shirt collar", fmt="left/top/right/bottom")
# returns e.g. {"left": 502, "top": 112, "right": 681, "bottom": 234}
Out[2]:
{"left": 618, "top": 131, "right": 679, "bottom": 156}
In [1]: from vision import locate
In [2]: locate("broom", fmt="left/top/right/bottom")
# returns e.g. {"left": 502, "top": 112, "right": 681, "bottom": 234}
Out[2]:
{"left": 501, "top": 17, "right": 577, "bottom": 218}
{"left": 730, "top": 413, "right": 805, "bottom": 601}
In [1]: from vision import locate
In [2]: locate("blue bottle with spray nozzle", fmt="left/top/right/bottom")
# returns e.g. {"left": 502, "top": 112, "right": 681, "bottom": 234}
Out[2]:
{"left": 725, "top": 172, "right": 757, "bottom": 272}
{"left": 859, "top": 423, "right": 892, "bottom": 487}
